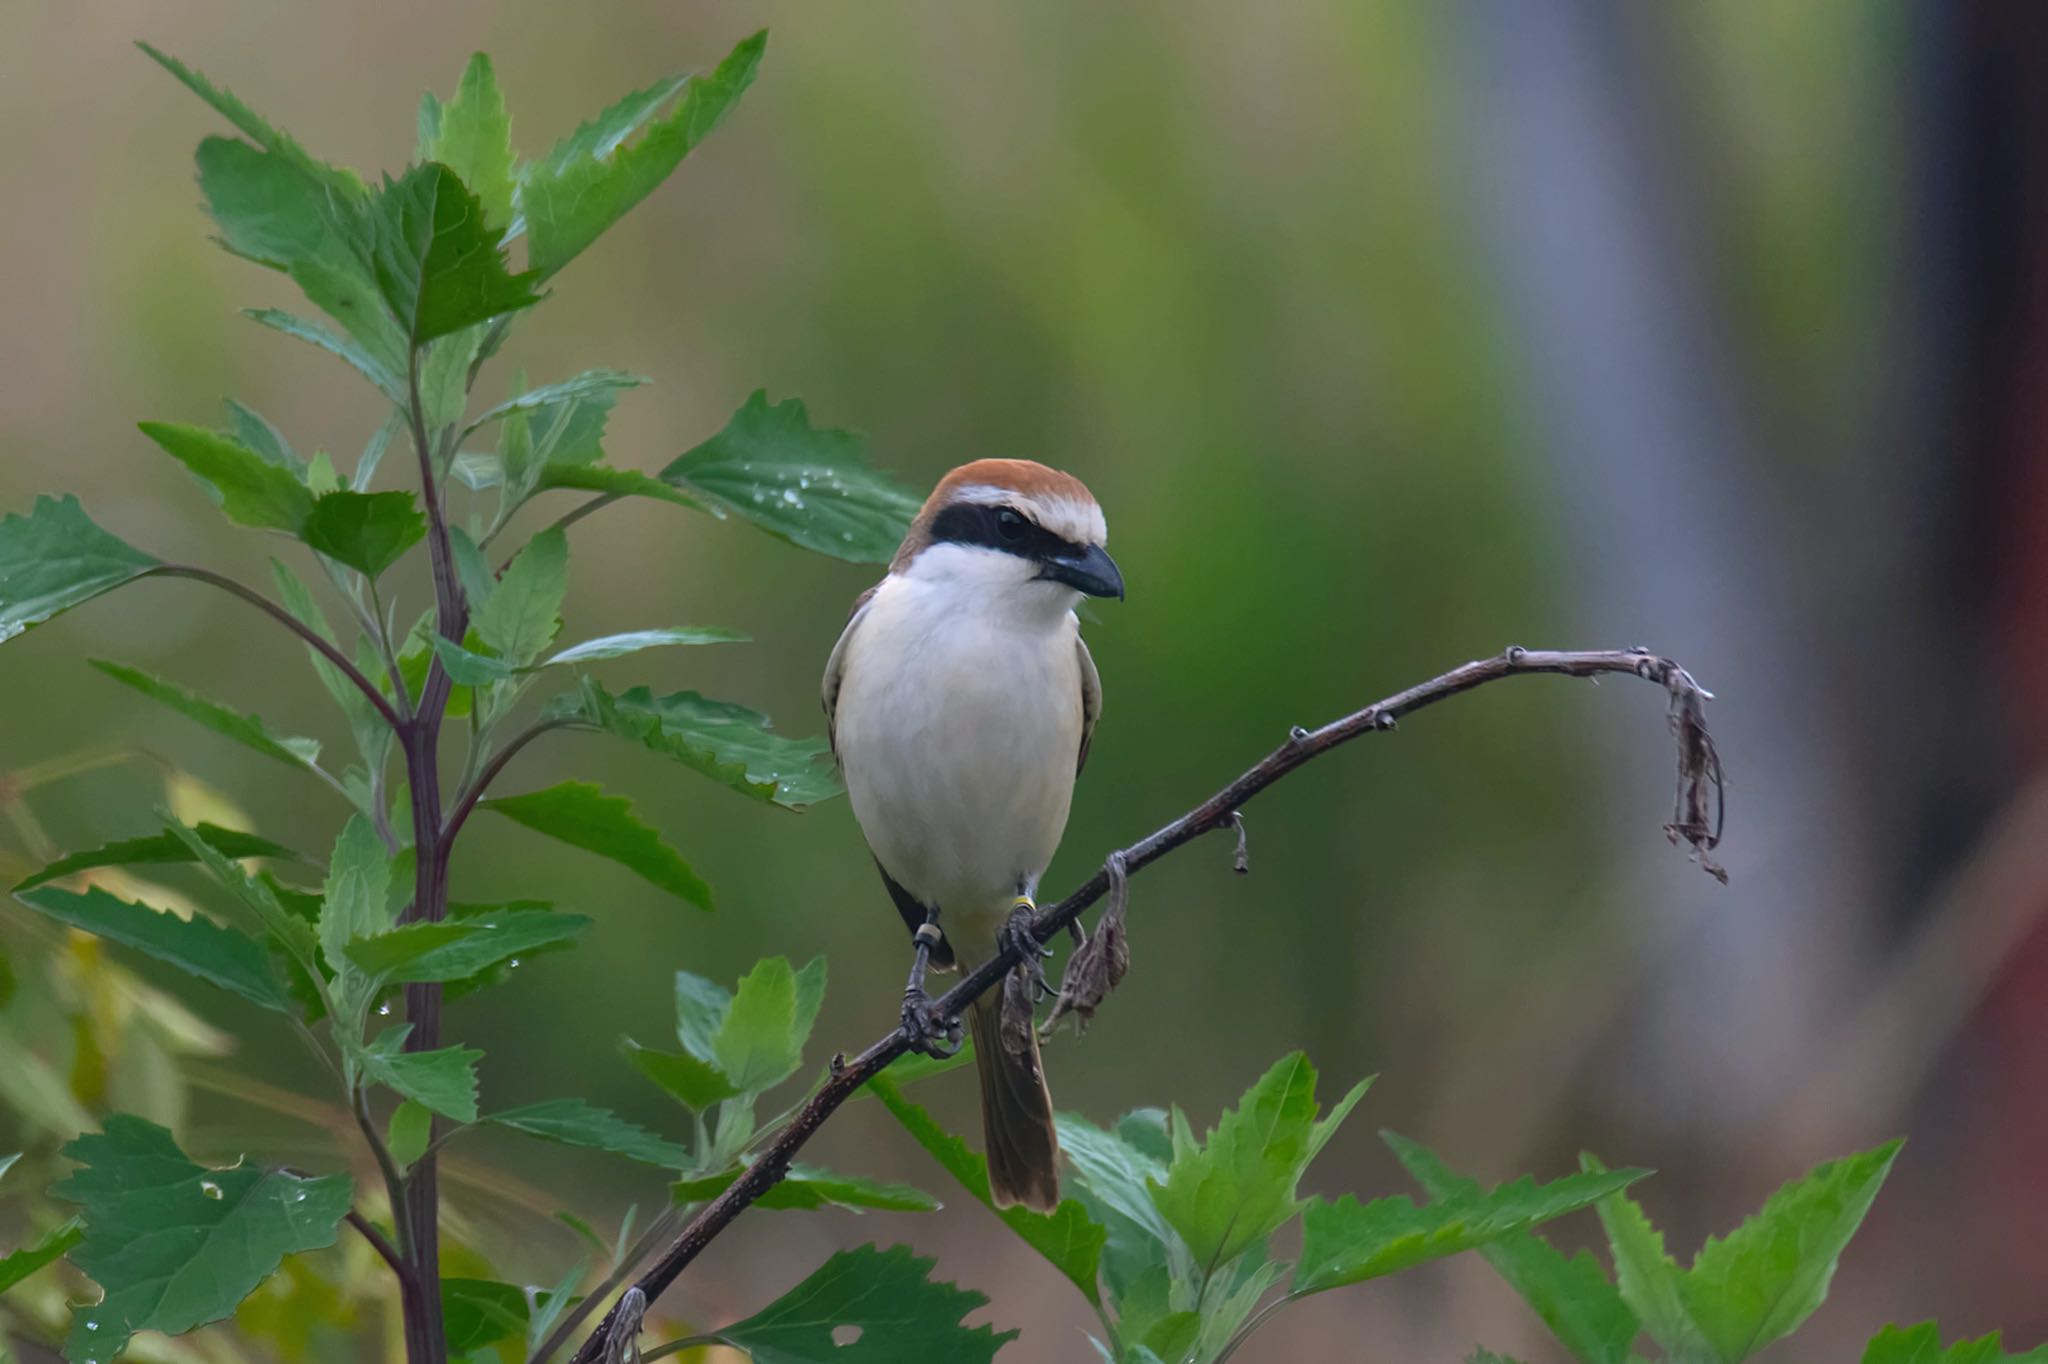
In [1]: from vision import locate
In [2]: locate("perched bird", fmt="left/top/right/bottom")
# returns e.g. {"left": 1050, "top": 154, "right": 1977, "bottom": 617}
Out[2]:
{"left": 824, "top": 459, "right": 1123, "bottom": 1211}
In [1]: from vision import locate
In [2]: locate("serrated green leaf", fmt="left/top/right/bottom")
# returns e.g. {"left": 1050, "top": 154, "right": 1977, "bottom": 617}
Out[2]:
{"left": 476, "top": 526, "right": 567, "bottom": 666}
{"left": 301, "top": 490, "right": 426, "bottom": 578}
{"left": 427, "top": 54, "right": 516, "bottom": 232}
{"left": 488, "top": 1098, "right": 686, "bottom": 1168}
{"left": 0, "top": 1218, "right": 82, "bottom": 1293}
{"left": 1150, "top": 1052, "right": 1345, "bottom": 1274}
{"left": 345, "top": 906, "right": 587, "bottom": 984}
{"left": 623, "top": 1037, "right": 739, "bottom": 1111}
{"left": 1680, "top": 1140, "right": 1903, "bottom": 1364}
{"left": 467, "top": 369, "right": 646, "bottom": 433}
{"left": 670, "top": 1162, "right": 940, "bottom": 1213}
{"left": 674, "top": 969, "right": 732, "bottom": 1062}
{"left": 871, "top": 1072, "right": 1105, "bottom": 1305}
{"left": 52, "top": 1115, "right": 351, "bottom": 1361}
{"left": 15, "top": 823, "right": 305, "bottom": 893}
{"left": 447, "top": 525, "right": 497, "bottom": 613}
{"left": 714, "top": 956, "right": 826, "bottom": 1093}
{"left": 165, "top": 820, "right": 322, "bottom": 988}
{"left": 1388, "top": 1132, "right": 1639, "bottom": 1364}
{"left": 1293, "top": 1167, "right": 1646, "bottom": 1295}
{"left": 1582, "top": 1152, "right": 1700, "bottom": 1358}
{"left": 660, "top": 390, "right": 919, "bottom": 564}
{"left": 478, "top": 781, "right": 710, "bottom": 907}
{"left": 714, "top": 1243, "right": 1015, "bottom": 1364}
{"left": 524, "top": 73, "right": 688, "bottom": 184}
{"left": 387, "top": 1100, "right": 432, "bottom": 1172}
{"left": 138, "top": 422, "right": 315, "bottom": 532}
{"left": 244, "top": 308, "right": 405, "bottom": 402}
{"left": 520, "top": 32, "right": 765, "bottom": 278}
{"left": 318, "top": 814, "right": 392, "bottom": 972}
{"left": 0, "top": 495, "right": 161, "bottom": 643}
{"left": 91, "top": 660, "right": 323, "bottom": 773}
{"left": 14, "top": 885, "right": 293, "bottom": 1014}
{"left": 551, "top": 680, "right": 840, "bottom": 809}
{"left": 361, "top": 1034, "right": 481, "bottom": 1123}
{"left": 369, "top": 162, "right": 542, "bottom": 345}
{"left": 545, "top": 626, "right": 747, "bottom": 666}
{"left": 192, "top": 135, "right": 343, "bottom": 271}
{"left": 139, "top": 43, "right": 362, "bottom": 193}
{"left": 1056, "top": 1110, "right": 1184, "bottom": 1304}
{"left": 1861, "top": 1322, "right": 2048, "bottom": 1364}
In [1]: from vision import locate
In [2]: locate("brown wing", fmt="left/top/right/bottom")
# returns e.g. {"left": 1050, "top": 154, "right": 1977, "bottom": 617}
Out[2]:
{"left": 821, "top": 583, "right": 879, "bottom": 755}
{"left": 1076, "top": 633, "right": 1102, "bottom": 774}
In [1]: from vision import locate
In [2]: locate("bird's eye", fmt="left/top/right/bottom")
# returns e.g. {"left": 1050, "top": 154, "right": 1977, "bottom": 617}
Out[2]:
{"left": 995, "top": 508, "right": 1027, "bottom": 542}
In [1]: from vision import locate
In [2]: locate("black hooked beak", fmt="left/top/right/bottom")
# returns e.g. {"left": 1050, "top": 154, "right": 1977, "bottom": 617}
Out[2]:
{"left": 1043, "top": 543, "right": 1125, "bottom": 600}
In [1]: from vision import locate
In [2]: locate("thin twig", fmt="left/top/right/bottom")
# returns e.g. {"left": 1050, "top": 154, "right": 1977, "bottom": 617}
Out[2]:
{"left": 566, "top": 646, "right": 1723, "bottom": 1363}
{"left": 441, "top": 718, "right": 574, "bottom": 843}
{"left": 346, "top": 1209, "right": 410, "bottom": 1283}
{"left": 152, "top": 566, "right": 403, "bottom": 730}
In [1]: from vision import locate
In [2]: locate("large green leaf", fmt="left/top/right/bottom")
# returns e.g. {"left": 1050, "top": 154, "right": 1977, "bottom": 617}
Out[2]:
{"left": 660, "top": 391, "right": 919, "bottom": 564}
{"left": 1055, "top": 1110, "right": 1182, "bottom": 1304}
{"left": 1389, "top": 1133, "right": 1639, "bottom": 1364}
{"left": 670, "top": 1162, "right": 940, "bottom": 1213}
{"left": 1583, "top": 1152, "right": 1701, "bottom": 1359}
{"left": 301, "top": 490, "right": 426, "bottom": 578}
{"left": 0, "top": 495, "right": 161, "bottom": 643}
{"left": 1862, "top": 1323, "right": 2048, "bottom": 1364}
{"left": 138, "top": 423, "right": 315, "bottom": 532}
{"left": 193, "top": 135, "right": 339, "bottom": 271}
{"left": 478, "top": 781, "right": 710, "bottom": 908}
{"left": 15, "top": 824, "right": 304, "bottom": 893}
{"left": 1680, "top": 1141, "right": 1903, "bottom": 1364}
{"left": 674, "top": 968, "right": 733, "bottom": 1062}
{"left": 714, "top": 956, "right": 827, "bottom": 1093}
{"left": 368, "top": 161, "right": 542, "bottom": 345}
{"left": 52, "top": 1115, "right": 351, "bottom": 1361}
{"left": 871, "top": 1071, "right": 1105, "bottom": 1305}
{"left": 476, "top": 526, "right": 567, "bottom": 666}
{"left": 545, "top": 626, "right": 747, "bottom": 666}
{"left": 345, "top": 907, "right": 588, "bottom": 983}
{"left": 360, "top": 1030, "right": 481, "bottom": 1123}
{"left": 488, "top": 1099, "right": 686, "bottom": 1168}
{"left": 90, "top": 660, "right": 322, "bottom": 773}
{"left": 1149, "top": 1053, "right": 1361, "bottom": 1274}
{"left": 520, "top": 32, "right": 766, "bottom": 277}
{"left": 714, "top": 1243, "right": 1015, "bottom": 1364}
{"left": 13, "top": 885, "right": 292, "bottom": 1013}
{"left": 423, "top": 54, "right": 516, "bottom": 232}
{"left": 551, "top": 680, "right": 840, "bottom": 809}
{"left": 1293, "top": 1167, "right": 1646, "bottom": 1294}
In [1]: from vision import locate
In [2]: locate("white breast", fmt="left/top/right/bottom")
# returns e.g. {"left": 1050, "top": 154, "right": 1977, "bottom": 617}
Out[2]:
{"left": 832, "top": 569, "right": 1085, "bottom": 963}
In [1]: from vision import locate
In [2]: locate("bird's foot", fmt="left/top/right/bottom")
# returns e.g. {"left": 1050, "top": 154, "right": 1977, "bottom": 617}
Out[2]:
{"left": 899, "top": 987, "right": 963, "bottom": 1058}
{"left": 1000, "top": 897, "right": 1055, "bottom": 1001}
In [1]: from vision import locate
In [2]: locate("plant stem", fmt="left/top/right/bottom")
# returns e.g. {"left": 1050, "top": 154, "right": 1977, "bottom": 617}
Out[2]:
{"left": 396, "top": 349, "right": 472, "bottom": 1364}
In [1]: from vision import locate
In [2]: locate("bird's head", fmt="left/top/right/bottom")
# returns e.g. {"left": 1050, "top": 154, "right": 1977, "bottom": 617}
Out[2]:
{"left": 892, "top": 459, "right": 1124, "bottom": 609}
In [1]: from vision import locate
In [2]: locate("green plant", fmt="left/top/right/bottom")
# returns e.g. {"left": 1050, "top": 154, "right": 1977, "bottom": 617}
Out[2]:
{"left": 0, "top": 30, "right": 2035, "bottom": 1364}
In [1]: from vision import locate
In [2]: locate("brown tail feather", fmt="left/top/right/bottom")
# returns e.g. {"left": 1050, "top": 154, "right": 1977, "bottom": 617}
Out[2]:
{"left": 968, "top": 995, "right": 1059, "bottom": 1211}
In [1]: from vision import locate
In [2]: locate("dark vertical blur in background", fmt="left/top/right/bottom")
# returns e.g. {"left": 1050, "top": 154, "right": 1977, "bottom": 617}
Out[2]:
{"left": 4, "top": 3, "right": 2047, "bottom": 1359}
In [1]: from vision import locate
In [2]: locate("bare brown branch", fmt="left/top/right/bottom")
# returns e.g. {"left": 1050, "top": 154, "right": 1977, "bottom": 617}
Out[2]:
{"left": 565, "top": 645, "right": 1723, "bottom": 1364}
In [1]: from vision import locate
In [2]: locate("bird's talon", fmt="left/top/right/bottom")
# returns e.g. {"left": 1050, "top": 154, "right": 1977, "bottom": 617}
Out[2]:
{"left": 899, "top": 991, "right": 961, "bottom": 1058}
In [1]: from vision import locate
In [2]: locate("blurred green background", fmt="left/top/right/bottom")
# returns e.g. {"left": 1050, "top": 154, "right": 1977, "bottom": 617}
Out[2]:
{"left": 7, "top": 2, "right": 2048, "bottom": 1359}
